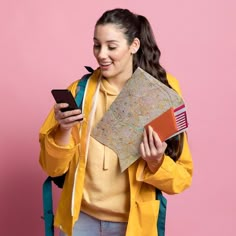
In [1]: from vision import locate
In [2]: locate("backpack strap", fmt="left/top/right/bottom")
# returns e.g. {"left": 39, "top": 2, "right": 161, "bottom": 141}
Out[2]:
{"left": 42, "top": 66, "right": 93, "bottom": 236}
{"left": 42, "top": 177, "right": 54, "bottom": 236}
{"left": 156, "top": 189, "right": 167, "bottom": 236}
{"left": 75, "top": 68, "right": 93, "bottom": 109}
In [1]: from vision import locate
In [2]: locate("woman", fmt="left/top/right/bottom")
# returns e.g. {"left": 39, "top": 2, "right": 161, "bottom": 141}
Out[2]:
{"left": 39, "top": 8, "right": 193, "bottom": 236}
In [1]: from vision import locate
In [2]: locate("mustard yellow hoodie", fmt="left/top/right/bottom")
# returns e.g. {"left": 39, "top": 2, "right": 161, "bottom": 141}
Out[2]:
{"left": 81, "top": 78, "right": 130, "bottom": 222}
{"left": 39, "top": 68, "right": 193, "bottom": 236}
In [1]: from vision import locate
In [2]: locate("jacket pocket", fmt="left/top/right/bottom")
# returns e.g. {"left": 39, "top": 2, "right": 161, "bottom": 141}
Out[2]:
{"left": 126, "top": 200, "right": 160, "bottom": 236}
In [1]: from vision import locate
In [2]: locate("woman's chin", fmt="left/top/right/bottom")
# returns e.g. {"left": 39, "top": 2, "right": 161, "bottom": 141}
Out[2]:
{"left": 100, "top": 70, "right": 113, "bottom": 78}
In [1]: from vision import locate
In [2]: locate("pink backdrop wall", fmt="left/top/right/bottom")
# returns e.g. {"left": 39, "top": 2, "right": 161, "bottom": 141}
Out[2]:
{"left": 1, "top": 0, "right": 235, "bottom": 235}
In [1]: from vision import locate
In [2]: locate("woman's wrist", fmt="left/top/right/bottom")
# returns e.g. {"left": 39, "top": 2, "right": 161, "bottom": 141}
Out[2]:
{"left": 146, "top": 155, "right": 164, "bottom": 173}
{"left": 54, "top": 125, "right": 72, "bottom": 146}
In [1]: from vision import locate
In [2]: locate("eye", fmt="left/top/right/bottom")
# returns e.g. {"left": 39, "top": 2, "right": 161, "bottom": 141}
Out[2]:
{"left": 108, "top": 46, "right": 117, "bottom": 50}
{"left": 93, "top": 44, "right": 101, "bottom": 49}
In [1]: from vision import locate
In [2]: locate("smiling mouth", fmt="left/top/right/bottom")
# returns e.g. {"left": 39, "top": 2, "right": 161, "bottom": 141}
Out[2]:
{"left": 99, "top": 63, "right": 112, "bottom": 70}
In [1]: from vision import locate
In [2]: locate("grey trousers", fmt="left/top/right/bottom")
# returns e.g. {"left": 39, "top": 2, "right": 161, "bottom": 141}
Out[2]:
{"left": 59, "top": 211, "right": 127, "bottom": 236}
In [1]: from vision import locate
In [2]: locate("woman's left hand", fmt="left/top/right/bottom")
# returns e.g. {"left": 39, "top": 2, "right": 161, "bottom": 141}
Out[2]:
{"left": 140, "top": 126, "right": 167, "bottom": 173}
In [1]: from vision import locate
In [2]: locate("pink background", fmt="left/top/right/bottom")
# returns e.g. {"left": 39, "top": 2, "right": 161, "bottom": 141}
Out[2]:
{"left": 1, "top": 0, "right": 235, "bottom": 235}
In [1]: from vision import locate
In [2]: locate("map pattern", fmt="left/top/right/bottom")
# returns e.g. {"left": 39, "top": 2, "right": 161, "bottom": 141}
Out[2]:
{"left": 91, "top": 67, "right": 184, "bottom": 172}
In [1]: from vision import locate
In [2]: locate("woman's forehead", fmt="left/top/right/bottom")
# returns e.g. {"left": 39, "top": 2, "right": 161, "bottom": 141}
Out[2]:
{"left": 94, "top": 24, "right": 126, "bottom": 42}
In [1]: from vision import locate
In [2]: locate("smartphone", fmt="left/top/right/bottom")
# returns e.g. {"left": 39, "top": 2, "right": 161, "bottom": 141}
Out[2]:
{"left": 51, "top": 89, "right": 79, "bottom": 112}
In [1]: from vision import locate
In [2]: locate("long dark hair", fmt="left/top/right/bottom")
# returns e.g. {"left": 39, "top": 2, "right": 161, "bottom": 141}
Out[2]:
{"left": 96, "top": 8, "right": 184, "bottom": 161}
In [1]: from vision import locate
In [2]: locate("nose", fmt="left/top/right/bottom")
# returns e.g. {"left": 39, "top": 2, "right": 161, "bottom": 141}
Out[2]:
{"left": 97, "top": 46, "right": 107, "bottom": 59}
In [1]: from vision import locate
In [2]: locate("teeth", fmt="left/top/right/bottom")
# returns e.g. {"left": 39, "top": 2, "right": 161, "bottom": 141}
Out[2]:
{"left": 100, "top": 63, "right": 111, "bottom": 66}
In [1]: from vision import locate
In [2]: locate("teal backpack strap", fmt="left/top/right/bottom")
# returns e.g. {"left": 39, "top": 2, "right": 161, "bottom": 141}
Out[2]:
{"left": 75, "top": 67, "right": 93, "bottom": 108}
{"left": 42, "top": 66, "right": 93, "bottom": 236}
{"left": 156, "top": 189, "right": 167, "bottom": 236}
{"left": 42, "top": 177, "right": 54, "bottom": 236}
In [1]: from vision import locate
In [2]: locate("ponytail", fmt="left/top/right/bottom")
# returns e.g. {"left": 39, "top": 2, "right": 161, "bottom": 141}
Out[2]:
{"left": 133, "top": 15, "right": 170, "bottom": 88}
{"left": 134, "top": 14, "right": 184, "bottom": 161}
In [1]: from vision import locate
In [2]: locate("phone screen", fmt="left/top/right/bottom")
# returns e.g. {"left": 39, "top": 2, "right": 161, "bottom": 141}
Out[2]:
{"left": 51, "top": 89, "right": 79, "bottom": 112}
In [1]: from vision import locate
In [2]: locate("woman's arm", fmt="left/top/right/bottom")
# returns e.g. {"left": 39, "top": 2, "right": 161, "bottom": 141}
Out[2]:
{"left": 39, "top": 108, "right": 79, "bottom": 177}
{"left": 138, "top": 74, "right": 193, "bottom": 194}
{"left": 138, "top": 132, "right": 193, "bottom": 194}
{"left": 39, "top": 81, "right": 82, "bottom": 177}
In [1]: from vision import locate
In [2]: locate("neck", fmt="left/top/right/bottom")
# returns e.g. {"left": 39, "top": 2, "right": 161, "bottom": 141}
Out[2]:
{"left": 105, "top": 76, "right": 130, "bottom": 92}
{"left": 104, "top": 66, "right": 133, "bottom": 92}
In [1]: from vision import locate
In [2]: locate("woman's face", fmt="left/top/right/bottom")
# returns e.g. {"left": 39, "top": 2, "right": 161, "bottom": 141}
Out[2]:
{"left": 93, "top": 24, "right": 135, "bottom": 81}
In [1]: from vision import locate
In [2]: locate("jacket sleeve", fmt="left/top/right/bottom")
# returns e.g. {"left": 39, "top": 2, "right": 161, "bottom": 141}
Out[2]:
{"left": 136, "top": 74, "right": 193, "bottom": 194}
{"left": 137, "top": 133, "right": 193, "bottom": 194}
{"left": 39, "top": 82, "right": 80, "bottom": 177}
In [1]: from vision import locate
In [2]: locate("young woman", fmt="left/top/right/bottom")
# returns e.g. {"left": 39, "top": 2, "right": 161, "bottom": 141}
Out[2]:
{"left": 39, "top": 8, "right": 193, "bottom": 236}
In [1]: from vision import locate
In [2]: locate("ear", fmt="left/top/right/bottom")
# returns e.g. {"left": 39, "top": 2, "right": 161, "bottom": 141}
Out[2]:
{"left": 130, "top": 37, "right": 140, "bottom": 54}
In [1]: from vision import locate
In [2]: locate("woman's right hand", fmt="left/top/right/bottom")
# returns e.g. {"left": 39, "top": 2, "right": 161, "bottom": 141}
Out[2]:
{"left": 53, "top": 103, "right": 84, "bottom": 145}
{"left": 54, "top": 103, "right": 84, "bottom": 130}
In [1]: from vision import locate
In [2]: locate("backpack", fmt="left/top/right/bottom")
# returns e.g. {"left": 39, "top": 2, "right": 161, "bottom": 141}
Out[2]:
{"left": 42, "top": 66, "right": 93, "bottom": 236}
{"left": 41, "top": 66, "right": 167, "bottom": 236}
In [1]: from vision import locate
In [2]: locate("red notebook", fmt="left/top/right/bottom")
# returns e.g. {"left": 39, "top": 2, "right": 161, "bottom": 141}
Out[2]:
{"left": 145, "top": 104, "right": 188, "bottom": 141}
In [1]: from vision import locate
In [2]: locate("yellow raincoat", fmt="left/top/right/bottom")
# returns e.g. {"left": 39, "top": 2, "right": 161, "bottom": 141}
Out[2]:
{"left": 39, "top": 68, "right": 193, "bottom": 236}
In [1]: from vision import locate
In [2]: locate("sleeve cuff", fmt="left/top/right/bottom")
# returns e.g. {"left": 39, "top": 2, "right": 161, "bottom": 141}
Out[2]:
{"left": 137, "top": 156, "right": 176, "bottom": 182}
{"left": 44, "top": 130, "right": 78, "bottom": 159}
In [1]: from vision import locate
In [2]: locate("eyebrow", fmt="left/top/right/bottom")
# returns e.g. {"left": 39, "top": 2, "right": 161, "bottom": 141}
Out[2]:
{"left": 93, "top": 37, "right": 119, "bottom": 43}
